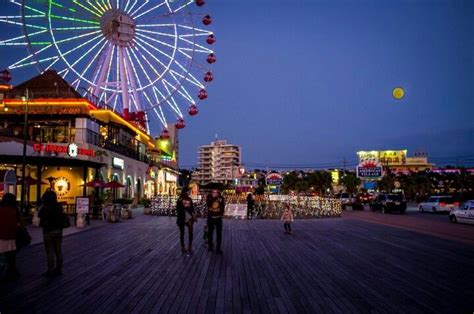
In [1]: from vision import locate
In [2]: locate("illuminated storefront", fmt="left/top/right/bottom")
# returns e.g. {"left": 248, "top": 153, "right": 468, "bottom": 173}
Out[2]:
{"left": 0, "top": 70, "right": 178, "bottom": 209}
{"left": 357, "top": 150, "right": 435, "bottom": 174}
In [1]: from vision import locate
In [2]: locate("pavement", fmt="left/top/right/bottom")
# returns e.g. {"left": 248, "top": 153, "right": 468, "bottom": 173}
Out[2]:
{"left": 343, "top": 205, "right": 474, "bottom": 245}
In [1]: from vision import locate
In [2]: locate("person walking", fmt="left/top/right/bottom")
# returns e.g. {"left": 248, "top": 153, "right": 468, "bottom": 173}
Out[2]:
{"left": 38, "top": 190, "right": 65, "bottom": 277}
{"left": 176, "top": 188, "right": 196, "bottom": 254}
{"left": 246, "top": 193, "right": 254, "bottom": 219}
{"left": 281, "top": 203, "right": 294, "bottom": 234}
{"left": 207, "top": 189, "right": 225, "bottom": 254}
{"left": 0, "top": 193, "right": 21, "bottom": 281}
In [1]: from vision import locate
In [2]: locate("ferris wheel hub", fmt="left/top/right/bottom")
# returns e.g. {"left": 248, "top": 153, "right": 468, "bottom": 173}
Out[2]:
{"left": 100, "top": 9, "right": 136, "bottom": 47}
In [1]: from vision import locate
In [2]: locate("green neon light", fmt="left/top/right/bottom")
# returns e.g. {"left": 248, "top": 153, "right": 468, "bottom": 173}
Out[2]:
{"left": 51, "top": 1, "right": 64, "bottom": 8}
{"left": 50, "top": 14, "right": 100, "bottom": 25}
{"left": 31, "top": 41, "right": 52, "bottom": 45}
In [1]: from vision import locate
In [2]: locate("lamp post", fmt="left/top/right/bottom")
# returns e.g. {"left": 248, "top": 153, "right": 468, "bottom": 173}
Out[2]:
{"left": 20, "top": 88, "right": 29, "bottom": 216}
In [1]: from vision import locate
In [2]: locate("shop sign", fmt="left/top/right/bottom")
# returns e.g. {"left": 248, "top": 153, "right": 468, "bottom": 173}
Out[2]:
{"left": 76, "top": 197, "right": 89, "bottom": 214}
{"left": 112, "top": 157, "right": 124, "bottom": 169}
{"left": 357, "top": 150, "right": 407, "bottom": 166}
{"left": 356, "top": 161, "right": 383, "bottom": 179}
{"left": 54, "top": 176, "right": 71, "bottom": 197}
{"left": 33, "top": 143, "right": 95, "bottom": 157}
{"left": 266, "top": 173, "right": 283, "bottom": 185}
{"left": 165, "top": 172, "right": 177, "bottom": 182}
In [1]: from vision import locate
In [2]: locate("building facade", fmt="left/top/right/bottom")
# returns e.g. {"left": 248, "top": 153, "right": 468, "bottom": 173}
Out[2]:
{"left": 0, "top": 70, "right": 178, "bottom": 211}
{"left": 357, "top": 150, "right": 435, "bottom": 175}
{"left": 194, "top": 139, "right": 241, "bottom": 185}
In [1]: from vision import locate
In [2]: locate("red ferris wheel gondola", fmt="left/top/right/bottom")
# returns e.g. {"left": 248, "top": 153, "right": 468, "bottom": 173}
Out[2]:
{"left": 206, "top": 34, "right": 216, "bottom": 45}
{"left": 188, "top": 104, "right": 198, "bottom": 116}
{"left": 195, "top": 0, "right": 205, "bottom": 7}
{"left": 204, "top": 71, "right": 213, "bottom": 82}
{"left": 202, "top": 15, "right": 212, "bottom": 25}
{"left": 1, "top": 69, "right": 12, "bottom": 83}
{"left": 159, "top": 129, "right": 170, "bottom": 140}
{"left": 198, "top": 89, "right": 208, "bottom": 100}
{"left": 207, "top": 53, "right": 216, "bottom": 64}
{"left": 175, "top": 118, "right": 186, "bottom": 129}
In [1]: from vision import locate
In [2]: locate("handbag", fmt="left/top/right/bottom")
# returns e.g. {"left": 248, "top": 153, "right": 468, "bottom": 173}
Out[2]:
{"left": 16, "top": 226, "right": 32, "bottom": 250}
{"left": 63, "top": 213, "right": 71, "bottom": 229}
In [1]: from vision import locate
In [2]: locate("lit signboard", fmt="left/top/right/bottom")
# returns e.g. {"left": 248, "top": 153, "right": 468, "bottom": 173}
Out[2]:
{"left": 266, "top": 173, "right": 283, "bottom": 185}
{"left": 33, "top": 143, "right": 95, "bottom": 157}
{"left": 356, "top": 161, "right": 383, "bottom": 179}
{"left": 112, "top": 157, "right": 125, "bottom": 169}
{"left": 357, "top": 150, "right": 407, "bottom": 166}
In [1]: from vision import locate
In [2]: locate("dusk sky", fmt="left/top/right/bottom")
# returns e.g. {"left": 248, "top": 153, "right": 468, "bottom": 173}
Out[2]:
{"left": 1, "top": 0, "right": 473, "bottom": 168}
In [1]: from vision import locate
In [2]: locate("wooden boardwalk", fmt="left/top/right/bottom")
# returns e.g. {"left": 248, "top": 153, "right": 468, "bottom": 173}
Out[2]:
{"left": 1, "top": 213, "right": 473, "bottom": 313}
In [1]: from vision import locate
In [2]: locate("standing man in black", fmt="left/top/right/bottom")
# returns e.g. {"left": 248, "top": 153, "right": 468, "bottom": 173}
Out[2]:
{"left": 246, "top": 193, "right": 254, "bottom": 219}
{"left": 207, "top": 189, "right": 225, "bottom": 254}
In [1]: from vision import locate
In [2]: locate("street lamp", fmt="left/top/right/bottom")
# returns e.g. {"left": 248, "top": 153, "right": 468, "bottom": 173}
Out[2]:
{"left": 20, "top": 88, "right": 29, "bottom": 216}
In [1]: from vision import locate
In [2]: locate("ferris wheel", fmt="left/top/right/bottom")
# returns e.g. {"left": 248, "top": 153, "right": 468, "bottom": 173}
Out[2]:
{"left": 0, "top": 0, "right": 216, "bottom": 134}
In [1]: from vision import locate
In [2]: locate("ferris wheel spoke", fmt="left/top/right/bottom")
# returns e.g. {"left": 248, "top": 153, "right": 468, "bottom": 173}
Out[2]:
{"left": 58, "top": 33, "right": 103, "bottom": 57}
{"left": 77, "top": 39, "right": 109, "bottom": 83}
{"left": 135, "top": 32, "right": 175, "bottom": 50}
{"left": 169, "top": 72, "right": 196, "bottom": 104}
{"left": 49, "top": 14, "right": 100, "bottom": 26}
{"left": 55, "top": 30, "right": 102, "bottom": 45}
{"left": 51, "top": 26, "right": 100, "bottom": 31}
{"left": 132, "top": 45, "right": 163, "bottom": 84}
{"left": 152, "top": 106, "right": 167, "bottom": 127}
{"left": 63, "top": 36, "right": 106, "bottom": 74}
{"left": 132, "top": 1, "right": 167, "bottom": 20}
{"left": 8, "top": 44, "right": 53, "bottom": 69}
{"left": 72, "top": 0, "right": 102, "bottom": 18}
{"left": 10, "top": 55, "right": 59, "bottom": 69}
{"left": 173, "top": 59, "right": 204, "bottom": 89}
{"left": 171, "top": 0, "right": 194, "bottom": 14}
{"left": 0, "top": 29, "right": 49, "bottom": 46}
{"left": 9, "top": 1, "right": 45, "bottom": 15}
{"left": 43, "top": 57, "right": 61, "bottom": 72}
{"left": 0, "top": 19, "right": 47, "bottom": 30}
{"left": 134, "top": 28, "right": 176, "bottom": 38}
{"left": 179, "top": 36, "right": 213, "bottom": 54}
{"left": 124, "top": 48, "right": 143, "bottom": 110}
{"left": 160, "top": 81, "right": 183, "bottom": 116}
{"left": 129, "top": 0, "right": 148, "bottom": 18}
{"left": 134, "top": 37, "right": 172, "bottom": 67}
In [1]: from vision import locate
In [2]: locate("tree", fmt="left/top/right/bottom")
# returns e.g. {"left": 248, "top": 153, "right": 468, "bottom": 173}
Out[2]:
{"left": 307, "top": 171, "right": 333, "bottom": 195}
{"left": 341, "top": 172, "right": 361, "bottom": 195}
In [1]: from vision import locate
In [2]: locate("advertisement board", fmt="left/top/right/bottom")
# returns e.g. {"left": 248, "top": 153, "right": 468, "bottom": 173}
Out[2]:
{"left": 76, "top": 197, "right": 90, "bottom": 214}
{"left": 356, "top": 161, "right": 383, "bottom": 179}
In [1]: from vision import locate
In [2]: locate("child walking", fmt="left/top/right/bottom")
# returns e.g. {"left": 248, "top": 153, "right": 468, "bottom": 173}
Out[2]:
{"left": 280, "top": 204, "right": 294, "bottom": 234}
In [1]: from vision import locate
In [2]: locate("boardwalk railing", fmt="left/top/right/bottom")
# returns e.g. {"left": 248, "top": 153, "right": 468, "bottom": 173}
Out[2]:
{"left": 146, "top": 195, "right": 342, "bottom": 219}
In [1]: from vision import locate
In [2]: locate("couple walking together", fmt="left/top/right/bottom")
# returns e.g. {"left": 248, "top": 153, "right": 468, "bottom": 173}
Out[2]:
{"left": 176, "top": 188, "right": 225, "bottom": 255}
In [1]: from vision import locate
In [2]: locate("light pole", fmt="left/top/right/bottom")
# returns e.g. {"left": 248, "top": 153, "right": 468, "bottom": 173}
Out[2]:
{"left": 20, "top": 88, "right": 29, "bottom": 216}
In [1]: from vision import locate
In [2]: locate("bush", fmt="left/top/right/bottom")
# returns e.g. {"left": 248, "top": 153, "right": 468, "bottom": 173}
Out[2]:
{"left": 141, "top": 198, "right": 151, "bottom": 208}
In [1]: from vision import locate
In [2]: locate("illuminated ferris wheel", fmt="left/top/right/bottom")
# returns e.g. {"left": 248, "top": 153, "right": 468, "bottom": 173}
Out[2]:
{"left": 0, "top": 0, "right": 216, "bottom": 134}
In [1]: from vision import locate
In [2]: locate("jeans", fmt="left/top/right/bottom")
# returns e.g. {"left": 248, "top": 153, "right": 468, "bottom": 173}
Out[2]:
{"left": 178, "top": 222, "right": 194, "bottom": 247}
{"left": 43, "top": 231, "right": 63, "bottom": 273}
{"left": 284, "top": 223, "right": 292, "bottom": 232}
{"left": 208, "top": 217, "right": 223, "bottom": 250}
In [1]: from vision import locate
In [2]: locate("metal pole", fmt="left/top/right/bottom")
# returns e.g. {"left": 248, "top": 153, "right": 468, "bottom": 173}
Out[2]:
{"left": 20, "top": 88, "right": 28, "bottom": 215}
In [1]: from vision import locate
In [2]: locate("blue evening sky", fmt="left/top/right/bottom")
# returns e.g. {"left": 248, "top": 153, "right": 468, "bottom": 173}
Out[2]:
{"left": 0, "top": 0, "right": 472, "bottom": 168}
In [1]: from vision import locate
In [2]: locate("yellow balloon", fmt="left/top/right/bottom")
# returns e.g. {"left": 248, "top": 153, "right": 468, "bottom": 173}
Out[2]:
{"left": 393, "top": 87, "right": 405, "bottom": 100}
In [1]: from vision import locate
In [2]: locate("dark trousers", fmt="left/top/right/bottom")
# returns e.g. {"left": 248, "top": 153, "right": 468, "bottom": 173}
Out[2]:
{"left": 178, "top": 222, "right": 194, "bottom": 247}
{"left": 4, "top": 250, "right": 17, "bottom": 277}
{"left": 247, "top": 205, "right": 253, "bottom": 219}
{"left": 284, "top": 223, "right": 292, "bottom": 232}
{"left": 208, "top": 217, "right": 223, "bottom": 250}
{"left": 43, "top": 231, "right": 63, "bottom": 273}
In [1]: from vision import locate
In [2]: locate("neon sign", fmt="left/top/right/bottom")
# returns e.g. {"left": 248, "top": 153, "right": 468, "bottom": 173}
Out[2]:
{"left": 33, "top": 143, "right": 95, "bottom": 157}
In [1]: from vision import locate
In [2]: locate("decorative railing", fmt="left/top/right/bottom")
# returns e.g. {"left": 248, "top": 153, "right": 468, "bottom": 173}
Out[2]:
{"left": 146, "top": 194, "right": 342, "bottom": 219}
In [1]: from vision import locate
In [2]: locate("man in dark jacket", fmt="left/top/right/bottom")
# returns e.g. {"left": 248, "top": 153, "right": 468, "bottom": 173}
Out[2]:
{"left": 207, "top": 189, "right": 225, "bottom": 254}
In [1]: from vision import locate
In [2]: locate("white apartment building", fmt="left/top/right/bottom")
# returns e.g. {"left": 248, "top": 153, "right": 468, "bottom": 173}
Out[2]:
{"left": 194, "top": 140, "right": 241, "bottom": 185}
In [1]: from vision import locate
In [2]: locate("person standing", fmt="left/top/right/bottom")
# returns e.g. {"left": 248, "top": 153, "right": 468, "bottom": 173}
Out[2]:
{"left": 0, "top": 193, "right": 21, "bottom": 281}
{"left": 207, "top": 189, "right": 225, "bottom": 254}
{"left": 176, "top": 188, "right": 196, "bottom": 254}
{"left": 38, "top": 190, "right": 65, "bottom": 277}
{"left": 280, "top": 203, "right": 294, "bottom": 234}
{"left": 246, "top": 193, "right": 254, "bottom": 219}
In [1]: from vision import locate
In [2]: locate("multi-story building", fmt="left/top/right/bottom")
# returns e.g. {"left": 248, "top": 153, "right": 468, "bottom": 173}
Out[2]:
{"left": 0, "top": 70, "right": 178, "bottom": 212}
{"left": 194, "top": 139, "right": 241, "bottom": 185}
